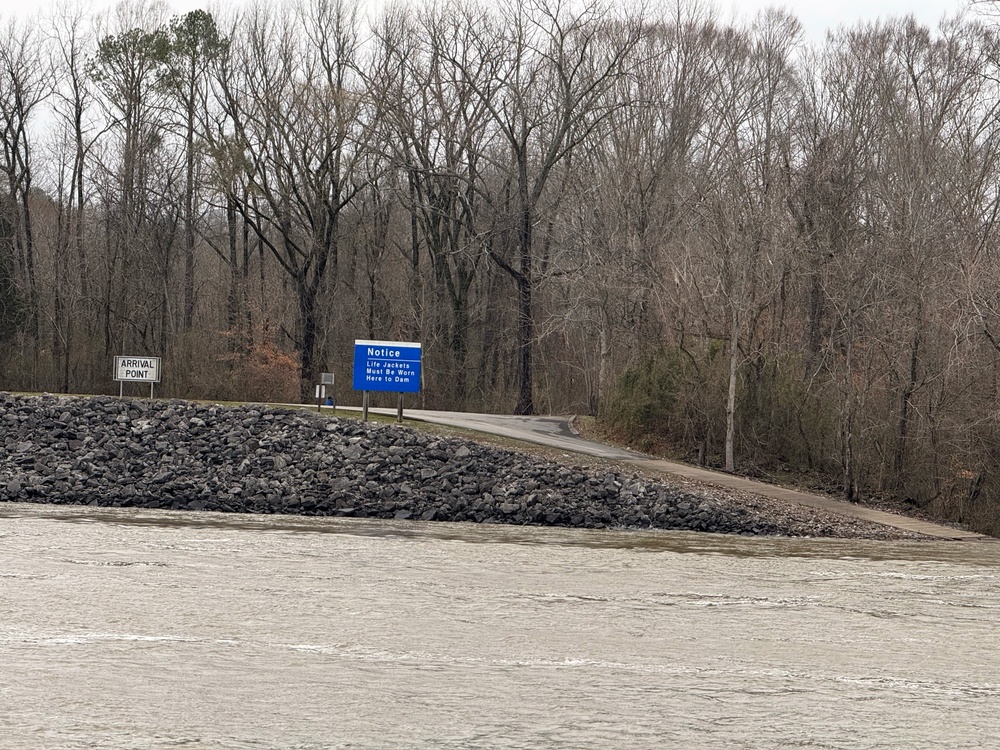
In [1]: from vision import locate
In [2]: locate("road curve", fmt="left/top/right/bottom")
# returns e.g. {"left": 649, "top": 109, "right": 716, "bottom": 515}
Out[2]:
{"left": 344, "top": 406, "right": 989, "bottom": 542}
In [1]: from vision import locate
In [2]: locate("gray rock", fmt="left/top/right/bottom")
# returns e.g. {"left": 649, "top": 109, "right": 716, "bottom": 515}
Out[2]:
{"left": 0, "top": 392, "right": 902, "bottom": 539}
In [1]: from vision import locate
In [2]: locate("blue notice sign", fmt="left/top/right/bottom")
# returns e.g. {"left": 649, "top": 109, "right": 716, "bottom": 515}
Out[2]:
{"left": 353, "top": 340, "right": 422, "bottom": 393}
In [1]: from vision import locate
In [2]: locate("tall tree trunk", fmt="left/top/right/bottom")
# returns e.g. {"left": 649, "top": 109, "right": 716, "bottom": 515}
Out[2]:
{"left": 725, "top": 307, "right": 739, "bottom": 472}
{"left": 841, "top": 337, "right": 856, "bottom": 502}
{"left": 225, "top": 194, "right": 242, "bottom": 346}
{"left": 183, "top": 94, "right": 196, "bottom": 330}
{"left": 297, "top": 277, "right": 318, "bottom": 401}
{"left": 892, "top": 325, "right": 921, "bottom": 491}
{"left": 452, "top": 289, "right": 469, "bottom": 409}
{"left": 18, "top": 155, "right": 37, "bottom": 342}
{"left": 597, "top": 306, "right": 613, "bottom": 416}
{"left": 807, "top": 263, "right": 824, "bottom": 365}
{"left": 407, "top": 171, "right": 422, "bottom": 341}
{"left": 514, "top": 204, "right": 534, "bottom": 415}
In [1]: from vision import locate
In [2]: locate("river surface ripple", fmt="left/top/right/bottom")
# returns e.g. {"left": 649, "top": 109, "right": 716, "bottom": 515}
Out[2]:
{"left": 1, "top": 502, "right": 998, "bottom": 749}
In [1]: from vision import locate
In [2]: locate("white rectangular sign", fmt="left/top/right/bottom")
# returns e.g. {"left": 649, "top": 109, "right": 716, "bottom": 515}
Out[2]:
{"left": 114, "top": 356, "right": 161, "bottom": 383}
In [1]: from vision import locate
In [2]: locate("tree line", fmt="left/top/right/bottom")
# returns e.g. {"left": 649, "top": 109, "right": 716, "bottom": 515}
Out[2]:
{"left": 4, "top": 0, "right": 1000, "bottom": 531}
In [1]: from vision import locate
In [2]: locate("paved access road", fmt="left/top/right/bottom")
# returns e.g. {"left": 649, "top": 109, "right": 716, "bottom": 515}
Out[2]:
{"left": 349, "top": 406, "right": 989, "bottom": 542}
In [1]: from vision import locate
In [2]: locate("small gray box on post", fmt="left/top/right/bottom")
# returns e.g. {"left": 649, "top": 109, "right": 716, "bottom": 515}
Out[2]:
{"left": 317, "top": 373, "right": 336, "bottom": 410}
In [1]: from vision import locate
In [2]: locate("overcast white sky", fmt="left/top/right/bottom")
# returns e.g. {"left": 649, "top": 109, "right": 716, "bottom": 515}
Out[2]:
{"left": 0, "top": 0, "right": 981, "bottom": 41}
{"left": 727, "top": 0, "right": 975, "bottom": 39}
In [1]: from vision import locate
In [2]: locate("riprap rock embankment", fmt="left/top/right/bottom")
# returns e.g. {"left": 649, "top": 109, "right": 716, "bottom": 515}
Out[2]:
{"left": 0, "top": 394, "right": 918, "bottom": 538}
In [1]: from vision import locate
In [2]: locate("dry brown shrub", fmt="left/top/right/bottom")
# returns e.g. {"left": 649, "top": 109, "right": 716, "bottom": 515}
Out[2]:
{"left": 223, "top": 327, "right": 300, "bottom": 404}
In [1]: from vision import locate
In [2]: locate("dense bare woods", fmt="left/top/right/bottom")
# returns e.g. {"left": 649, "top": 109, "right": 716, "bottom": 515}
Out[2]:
{"left": 4, "top": 0, "right": 1000, "bottom": 530}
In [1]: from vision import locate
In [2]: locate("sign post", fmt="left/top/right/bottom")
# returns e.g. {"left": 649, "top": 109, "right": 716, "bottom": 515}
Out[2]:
{"left": 352, "top": 340, "right": 422, "bottom": 421}
{"left": 114, "top": 356, "right": 162, "bottom": 399}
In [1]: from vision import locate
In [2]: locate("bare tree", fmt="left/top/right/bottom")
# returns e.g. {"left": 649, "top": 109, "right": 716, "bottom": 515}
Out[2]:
{"left": 369, "top": 4, "right": 496, "bottom": 407}
{"left": 211, "top": 0, "right": 371, "bottom": 398}
{"left": 448, "top": 0, "right": 644, "bottom": 413}
{"left": 46, "top": 3, "right": 102, "bottom": 390}
{"left": 678, "top": 10, "right": 802, "bottom": 472}
{"left": 158, "top": 9, "right": 227, "bottom": 331}
{"left": 0, "top": 15, "right": 53, "bottom": 349}
{"left": 88, "top": 0, "right": 178, "bottom": 357}
{"left": 562, "top": 3, "right": 719, "bottom": 415}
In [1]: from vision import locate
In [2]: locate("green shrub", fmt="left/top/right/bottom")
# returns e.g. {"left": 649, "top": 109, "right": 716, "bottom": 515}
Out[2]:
{"left": 602, "top": 344, "right": 726, "bottom": 459}
{"left": 603, "top": 345, "right": 839, "bottom": 475}
{"left": 604, "top": 349, "right": 680, "bottom": 443}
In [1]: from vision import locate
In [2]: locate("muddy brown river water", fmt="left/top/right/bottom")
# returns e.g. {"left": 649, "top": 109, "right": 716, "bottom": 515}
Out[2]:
{"left": 1, "top": 502, "right": 998, "bottom": 749}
